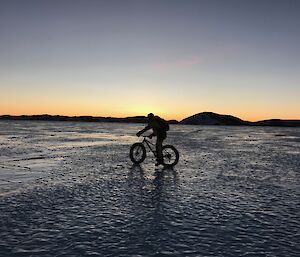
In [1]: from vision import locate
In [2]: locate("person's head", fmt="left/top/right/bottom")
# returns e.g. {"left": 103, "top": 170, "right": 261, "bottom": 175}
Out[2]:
{"left": 147, "top": 113, "right": 154, "bottom": 121}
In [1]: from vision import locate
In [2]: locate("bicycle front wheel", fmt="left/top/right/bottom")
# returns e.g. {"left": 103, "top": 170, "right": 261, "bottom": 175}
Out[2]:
{"left": 130, "top": 143, "right": 146, "bottom": 164}
{"left": 162, "top": 145, "right": 179, "bottom": 167}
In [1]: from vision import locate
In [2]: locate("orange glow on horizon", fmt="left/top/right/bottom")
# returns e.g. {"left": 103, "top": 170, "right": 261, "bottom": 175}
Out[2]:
{"left": 1, "top": 105, "right": 299, "bottom": 122}
{"left": 1, "top": 90, "right": 299, "bottom": 122}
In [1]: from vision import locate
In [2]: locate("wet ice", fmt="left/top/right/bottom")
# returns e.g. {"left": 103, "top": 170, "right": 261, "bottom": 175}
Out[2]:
{"left": 0, "top": 120, "right": 299, "bottom": 256}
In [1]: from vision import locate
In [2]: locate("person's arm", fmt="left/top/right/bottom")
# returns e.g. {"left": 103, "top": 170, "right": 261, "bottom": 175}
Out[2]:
{"left": 136, "top": 125, "right": 151, "bottom": 136}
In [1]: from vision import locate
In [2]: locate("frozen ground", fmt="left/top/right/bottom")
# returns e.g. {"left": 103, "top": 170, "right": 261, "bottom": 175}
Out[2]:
{"left": 0, "top": 120, "right": 299, "bottom": 257}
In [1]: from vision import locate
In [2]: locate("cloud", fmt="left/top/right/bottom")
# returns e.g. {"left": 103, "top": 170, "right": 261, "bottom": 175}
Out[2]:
{"left": 152, "top": 56, "right": 203, "bottom": 73}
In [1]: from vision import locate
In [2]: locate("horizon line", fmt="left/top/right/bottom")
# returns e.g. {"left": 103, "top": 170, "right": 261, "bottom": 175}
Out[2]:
{"left": 1, "top": 112, "right": 300, "bottom": 123}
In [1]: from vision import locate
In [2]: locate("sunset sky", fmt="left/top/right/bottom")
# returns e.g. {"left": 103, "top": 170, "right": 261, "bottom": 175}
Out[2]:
{"left": 1, "top": 0, "right": 299, "bottom": 121}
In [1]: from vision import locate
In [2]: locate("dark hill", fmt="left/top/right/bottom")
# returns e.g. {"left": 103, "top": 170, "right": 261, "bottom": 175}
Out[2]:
{"left": 0, "top": 115, "right": 180, "bottom": 124}
{"left": 253, "top": 119, "right": 300, "bottom": 127}
{"left": 180, "top": 112, "right": 248, "bottom": 125}
{"left": 0, "top": 115, "right": 149, "bottom": 123}
{"left": 1, "top": 113, "right": 299, "bottom": 127}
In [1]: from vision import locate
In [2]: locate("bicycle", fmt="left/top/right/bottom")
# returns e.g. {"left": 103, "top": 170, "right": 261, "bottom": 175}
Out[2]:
{"left": 129, "top": 136, "right": 179, "bottom": 167}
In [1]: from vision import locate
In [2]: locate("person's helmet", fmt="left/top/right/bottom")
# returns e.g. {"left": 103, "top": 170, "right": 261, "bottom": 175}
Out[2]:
{"left": 147, "top": 113, "right": 154, "bottom": 119}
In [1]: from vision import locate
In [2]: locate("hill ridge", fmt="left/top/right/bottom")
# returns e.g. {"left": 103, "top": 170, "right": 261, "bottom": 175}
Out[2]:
{"left": 0, "top": 113, "right": 299, "bottom": 127}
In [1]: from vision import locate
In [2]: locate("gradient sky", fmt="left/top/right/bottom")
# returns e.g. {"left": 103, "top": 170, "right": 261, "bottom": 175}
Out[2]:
{"left": 1, "top": 0, "right": 299, "bottom": 121}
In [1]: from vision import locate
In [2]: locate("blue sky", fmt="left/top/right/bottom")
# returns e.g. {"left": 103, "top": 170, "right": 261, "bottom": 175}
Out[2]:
{"left": 1, "top": 0, "right": 299, "bottom": 120}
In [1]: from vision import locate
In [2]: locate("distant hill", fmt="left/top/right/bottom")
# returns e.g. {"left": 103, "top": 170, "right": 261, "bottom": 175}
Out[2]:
{"left": 180, "top": 112, "right": 248, "bottom": 125}
{"left": 0, "top": 114, "right": 149, "bottom": 123}
{"left": 252, "top": 119, "right": 300, "bottom": 127}
{"left": 0, "top": 114, "right": 179, "bottom": 124}
{"left": 0, "top": 113, "right": 299, "bottom": 127}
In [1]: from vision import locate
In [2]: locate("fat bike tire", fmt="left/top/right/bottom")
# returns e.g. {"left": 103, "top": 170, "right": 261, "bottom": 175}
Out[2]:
{"left": 130, "top": 143, "right": 146, "bottom": 164}
{"left": 162, "top": 145, "right": 179, "bottom": 167}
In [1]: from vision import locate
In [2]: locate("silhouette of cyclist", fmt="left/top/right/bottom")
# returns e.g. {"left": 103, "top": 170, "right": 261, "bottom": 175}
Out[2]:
{"left": 136, "top": 113, "right": 169, "bottom": 166}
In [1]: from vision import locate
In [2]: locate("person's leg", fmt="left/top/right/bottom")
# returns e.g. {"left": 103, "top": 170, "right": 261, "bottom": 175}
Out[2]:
{"left": 156, "top": 136, "right": 163, "bottom": 163}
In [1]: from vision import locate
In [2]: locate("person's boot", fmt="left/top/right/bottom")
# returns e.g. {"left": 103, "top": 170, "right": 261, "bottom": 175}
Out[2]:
{"left": 155, "top": 158, "right": 163, "bottom": 166}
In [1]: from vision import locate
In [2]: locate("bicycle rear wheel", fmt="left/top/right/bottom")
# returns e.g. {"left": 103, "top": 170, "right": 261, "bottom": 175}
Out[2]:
{"left": 130, "top": 143, "right": 146, "bottom": 164}
{"left": 162, "top": 145, "right": 179, "bottom": 167}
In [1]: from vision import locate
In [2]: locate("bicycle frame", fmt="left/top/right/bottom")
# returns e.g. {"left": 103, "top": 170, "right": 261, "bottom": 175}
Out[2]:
{"left": 141, "top": 136, "right": 157, "bottom": 157}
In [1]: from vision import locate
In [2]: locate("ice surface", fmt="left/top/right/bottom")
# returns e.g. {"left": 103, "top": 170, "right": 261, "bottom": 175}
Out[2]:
{"left": 0, "top": 120, "right": 299, "bottom": 256}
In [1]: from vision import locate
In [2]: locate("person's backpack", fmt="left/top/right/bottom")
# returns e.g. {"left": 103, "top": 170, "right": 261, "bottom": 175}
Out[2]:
{"left": 158, "top": 117, "right": 169, "bottom": 131}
